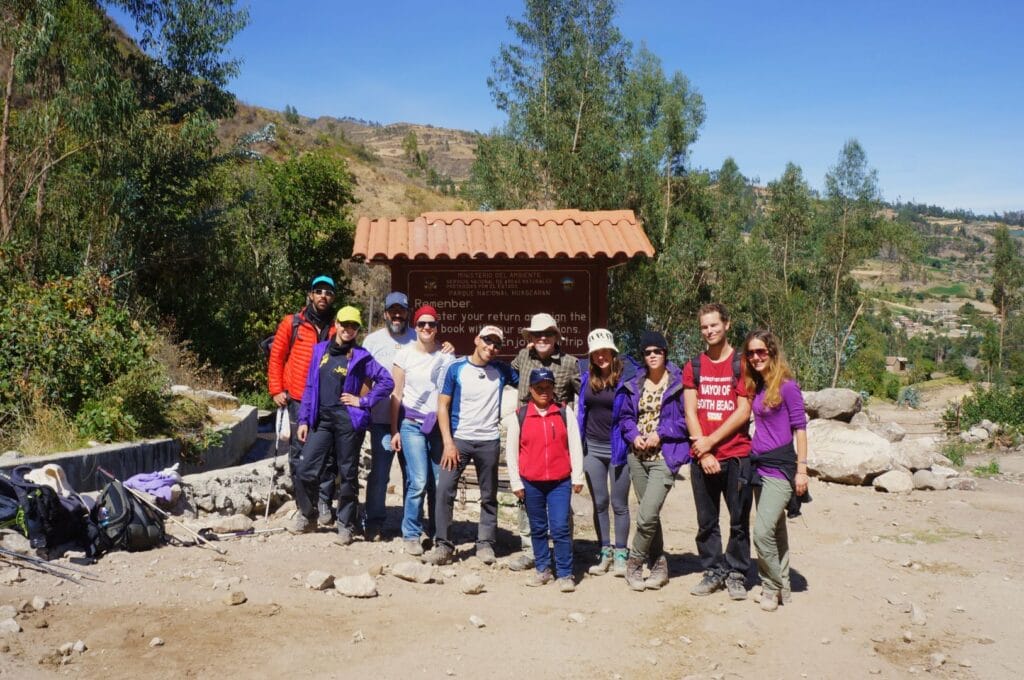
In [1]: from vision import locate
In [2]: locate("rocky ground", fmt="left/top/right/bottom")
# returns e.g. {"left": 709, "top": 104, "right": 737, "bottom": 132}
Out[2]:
{"left": 2, "top": 385, "right": 1022, "bottom": 679}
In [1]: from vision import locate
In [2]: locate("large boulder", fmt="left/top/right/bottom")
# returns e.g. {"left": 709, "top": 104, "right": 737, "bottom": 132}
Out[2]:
{"left": 806, "top": 419, "right": 891, "bottom": 484}
{"left": 890, "top": 438, "right": 940, "bottom": 471}
{"left": 870, "top": 421, "right": 907, "bottom": 443}
{"left": 803, "top": 388, "right": 862, "bottom": 422}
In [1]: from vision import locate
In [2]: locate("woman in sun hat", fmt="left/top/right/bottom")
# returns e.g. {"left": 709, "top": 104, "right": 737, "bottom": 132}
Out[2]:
{"left": 577, "top": 328, "right": 639, "bottom": 577}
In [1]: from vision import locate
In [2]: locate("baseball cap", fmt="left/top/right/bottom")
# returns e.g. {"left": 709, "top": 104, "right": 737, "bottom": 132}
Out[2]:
{"left": 587, "top": 328, "right": 618, "bottom": 355}
{"left": 336, "top": 306, "right": 363, "bottom": 326}
{"left": 310, "top": 275, "right": 335, "bottom": 290}
{"left": 529, "top": 367, "right": 556, "bottom": 385}
{"left": 478, "top": 325, "right": 504, "bottom": 342}
{"left": 384, "top": 291, "right": 409, "bottom": 309}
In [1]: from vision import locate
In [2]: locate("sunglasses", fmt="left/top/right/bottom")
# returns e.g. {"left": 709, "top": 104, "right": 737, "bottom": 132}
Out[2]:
{"left": 530, "top": 330, "right": 556, "bottom": 339}
{"left": 338, "top": 321, "right": 360, "bottom": 330}
{"left": 643, "top": 348, "right": 665, "bottom": 356}
{"left": 480, "top": 336, "right": 502, "bottom": 347}
{"left": 311, "top": 288, "right": 335, "bottom": 297}
{"left": 416, "top": 321, "right": 437, "bottom": 329}
{"left": 746, "top": 348, "right": 770, "bottom": 359}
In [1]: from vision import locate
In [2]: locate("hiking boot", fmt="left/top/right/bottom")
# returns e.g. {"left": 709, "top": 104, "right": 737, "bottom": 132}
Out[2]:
{"left": 781, "top": 587, "right": 792, "bottom": 604}
{"left": 317, "top": 501, "right": 335, "bottom": 528}
{"left": 526, "top": 569, "right": 553, "bottom": 587}
{"left": 645, "top": 554, "right": 669, "bottom": 590}
{"left": 726, "top": 573, "right": 747, "bottom": 600}
{"left": 625, "top": 555, "right": 646, "bottom": 592}
{"left": 286, "top": 514, "right": 314, "bottom": 535}
{"left": 612, "top": 548, "right": 628, "bottom": 577}
{"left": 363, "top": 523, "right": 383, "bottom": 543}
{"left": 422, "top": 543, "right": 454, "bottom": 566}
{"left": 404, "top": 538, "right": 424, "bottom": 557}
{"left": 588, "top": 547, "right": 613, "bottom": 576}
{"left": 760, "top": 589, "right": 780, "bottom": 612}
{"left": 690, "top": 570, "right": 725, "bottom": 596}
{"left": 557, "top": 576, "right": 576, "bottom": 593}
{"left": 508, "top": 552, "right": 535, "bottom": 572}
{"left": 475, "top": 543, "right": 497, "bottom": 565}
{"left": 333, "top": 527, "right": 354, "bottom": 546}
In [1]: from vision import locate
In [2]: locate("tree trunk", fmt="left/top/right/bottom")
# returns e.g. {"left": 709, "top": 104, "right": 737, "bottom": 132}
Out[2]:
{"left": 0, "top": 49, "right": 16, "bottom": 240}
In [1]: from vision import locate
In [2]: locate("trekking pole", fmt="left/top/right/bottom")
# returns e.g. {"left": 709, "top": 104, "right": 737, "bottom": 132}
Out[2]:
{"left": 0, "top": 546, "right": 99, "bottom": 577}
{"left": 264, "top": 406, "right": 287, "bottom": 521}
{"left": 0, "top": 549, "right": 101, "bottom": 584}
{"left": 97, "top": 467, "right": 227, "bottom": 555}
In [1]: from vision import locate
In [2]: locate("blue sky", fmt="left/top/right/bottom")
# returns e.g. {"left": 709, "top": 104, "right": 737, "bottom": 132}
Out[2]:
{"left": 112, "top": 1, "right": 1023, "bottom": 214}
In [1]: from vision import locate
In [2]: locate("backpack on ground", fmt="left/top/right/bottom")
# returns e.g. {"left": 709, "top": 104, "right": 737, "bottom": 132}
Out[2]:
{"left": 0, "top": 467, "right": 93, "bottom": 552}
{"left": 259, "top": 312, "right": 302, "bottom": 358}
{"left": 90, "top": 480, "right": 165, "bottom": 555}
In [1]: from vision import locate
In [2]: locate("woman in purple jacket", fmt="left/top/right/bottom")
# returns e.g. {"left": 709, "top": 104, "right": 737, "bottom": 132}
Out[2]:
{"left": 577, "top": 329, "right": 637, "bottom": 577}
{"left": 742, "top": 329, "right": 808, "bottom": 611}
{"left": 618, "top": 330, "right": 690, "bottom": 592}
{"left": 291, "top": 306, "right": 394, "bottom": 544}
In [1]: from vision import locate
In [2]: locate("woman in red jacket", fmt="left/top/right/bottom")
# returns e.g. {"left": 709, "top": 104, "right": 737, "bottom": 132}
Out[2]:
{"left": 506, "top": 367, "right": 585, "bottom": 592}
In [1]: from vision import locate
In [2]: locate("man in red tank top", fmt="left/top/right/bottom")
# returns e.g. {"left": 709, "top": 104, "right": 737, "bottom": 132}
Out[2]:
{"left": 682, "top": 303, "right": 753, "bottom": 601}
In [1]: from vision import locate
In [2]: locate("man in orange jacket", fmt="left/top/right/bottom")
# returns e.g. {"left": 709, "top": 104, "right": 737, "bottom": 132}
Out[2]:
{"left": 268, "top": 274, "right": 338, "bottom": 524}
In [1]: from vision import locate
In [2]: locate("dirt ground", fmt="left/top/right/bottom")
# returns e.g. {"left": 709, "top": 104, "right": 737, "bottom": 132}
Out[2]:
{"left": 3, "top": 388, "right": 1022, "bottom": 679}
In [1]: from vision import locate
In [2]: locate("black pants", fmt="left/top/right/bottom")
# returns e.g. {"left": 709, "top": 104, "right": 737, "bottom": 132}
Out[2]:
{"left": 293, "top": 407, "right": 363, "bottom": 531}
{"left": 287, "top": 398, "right": 336, "bottom": 506}
{"left": 433, "top": 438, "right": 499, "bottom": 550}
{"left": 690, "top": 456, "right": 752, "bottom": 577}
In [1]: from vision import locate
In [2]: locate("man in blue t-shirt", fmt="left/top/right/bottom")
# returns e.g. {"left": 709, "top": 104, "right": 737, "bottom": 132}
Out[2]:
{"left": 421, "top": 325, "right": 518, "bottom": 566}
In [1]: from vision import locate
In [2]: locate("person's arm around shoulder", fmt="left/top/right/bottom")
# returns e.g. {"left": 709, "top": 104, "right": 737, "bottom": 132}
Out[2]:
{"left": 566, "top": 404, "right": 584, "bottom": 493}
{"left": 506, "top": 409, "right": 524, "bottom": 498}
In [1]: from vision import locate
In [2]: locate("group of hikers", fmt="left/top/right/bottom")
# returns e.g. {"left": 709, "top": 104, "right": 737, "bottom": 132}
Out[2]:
{"left": 267, "top": 275, "right": 810, "bottom": 609}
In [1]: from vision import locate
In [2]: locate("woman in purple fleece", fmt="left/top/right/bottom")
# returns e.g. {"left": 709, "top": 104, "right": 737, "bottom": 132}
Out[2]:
{"left": 742, "top": 330, "right": 808, "bottom": 612}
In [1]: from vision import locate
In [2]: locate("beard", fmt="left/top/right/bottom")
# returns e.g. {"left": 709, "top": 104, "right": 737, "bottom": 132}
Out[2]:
{"left": 388, "top": 319, "right": 408, "bottom": 335}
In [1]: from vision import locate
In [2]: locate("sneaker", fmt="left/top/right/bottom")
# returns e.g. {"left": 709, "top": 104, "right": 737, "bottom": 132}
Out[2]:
{"left": 690, "top": 570, "right": 725, "bottom": 596}
{"left": 404, "top": 538, "right": 424, "bottom": 556}
{"left": 508, "top": 552, "right": 535, "bottom": 572}
{"left": 612, "top": 548, "right": 628, "bottom": 577}
{"left": 760, "top": 589, "right": 780, "bottom": 612}
{"left": 588, "top": 547, "right": 613, "bottom": 576}
{"left": 557, "top": 576, "right": 576, "bottom": 593}
{"left": 625, "top": 555, "right": 646, "bottom": 592}
{"left": 726, "top": 573, "right": 747, "bottom": 601}
{"left": 645, "top": 554, "right": 669, "bottom": 590}
{"left": 526, "top": 569, "right": 553, "bottom": 587}
{"left": 475, "top": 543, "right": 497, "bottom": 565}
{"left": 333, "top": 527, "right": 354, "bottom": 546}
{"left": 363, "top": 523, "right": 383, "bottom": 543}
{"left": 422, "top": 544, "right": 454, "bottom": 566}
{"left": 317, "top": 501, "right": 335, "bottom": 528}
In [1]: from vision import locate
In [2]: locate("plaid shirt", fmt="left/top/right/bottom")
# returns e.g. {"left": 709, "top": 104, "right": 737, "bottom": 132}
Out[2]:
{"left": 511, "top": 346, "right": 581, "bottom": 406}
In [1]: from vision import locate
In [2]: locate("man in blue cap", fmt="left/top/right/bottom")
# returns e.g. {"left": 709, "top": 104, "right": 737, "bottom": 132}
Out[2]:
{"left": 268, "top": 274, "right": 338, "bottom": 528}
{"left": 360, "top": 291, "right": 417, "bottom": 540}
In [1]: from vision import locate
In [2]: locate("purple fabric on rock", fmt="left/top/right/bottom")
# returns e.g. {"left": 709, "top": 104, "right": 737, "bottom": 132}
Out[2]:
{"left": 124, "top": 472, "right": 178, "bottom": 502}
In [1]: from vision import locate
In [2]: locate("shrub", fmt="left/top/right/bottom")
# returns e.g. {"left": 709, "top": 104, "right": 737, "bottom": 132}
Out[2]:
{"left": 950, "top": 385, "right": 1024, "bottom": 430}
{"left": 897, "top": 386, "right": 921, "bottom": 408}
{"left": 941, "top": 440, "right": 971, "bottom": 467}
{"left": 972, "top": 459, "right": 1000, "bottom": 477}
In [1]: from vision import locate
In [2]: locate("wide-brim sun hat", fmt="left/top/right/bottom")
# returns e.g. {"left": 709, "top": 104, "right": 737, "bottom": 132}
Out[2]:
{"left": 587, "top": 328, "right": 618, "bottom": 355}
{"left": 521, "top": 312, "right": 560, "bottom": 340}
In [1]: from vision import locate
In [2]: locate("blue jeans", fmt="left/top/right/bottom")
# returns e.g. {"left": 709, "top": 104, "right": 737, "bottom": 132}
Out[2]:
{"left": 523, "top": 477, "right": 573, "bottom": 579}
{"left": 399, "top": 419, "right": 441, "bottom": 540}
{"left": 364, "top": 423, "right": 402, "bottom": 530}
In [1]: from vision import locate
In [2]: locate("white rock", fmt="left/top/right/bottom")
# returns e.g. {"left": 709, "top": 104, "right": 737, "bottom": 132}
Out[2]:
{"left": 928, "top": 653, "right": 946, "bottom": 669}
{"left": 850, "top": 412, "right": 871, "bottom": 429}
{"left": 948, "top": 478, "right": 978, "bottom": 491}
{"left": 870, "top": 421, "right": 906, "bottom": 443}
{"left": 0, "top": 618, "right": 21, "bottom": 634}
{"left": 336, "top": 574, "right": 378, "bottom": 598}
{"left": 459, "top": 574, "right": 486, "bottom": 595}
{"left": 568, "top": 612, "right": 586, "bottom": 624}
{"left": 59, "top": 642, "right": 74, "bottom": 655}
{"left": 910, "top": 603, "right": 927, "bottom": 626}
{"left": 807, "top": 420, "right": 892, "bottom": 484}
{"left": 149, "top": 637, "right": 165, "bottom": 647}
{"left": 930, "top": 464, "right": 959, "bottom": 479}
{"left": 891, "top": 438, "right": 936, "bottom": 470}
{"left": 391, "top": 561, "right": 436, "bottom": 584}
{"left": 803, "top": 388, "right": 862, "bottom": 421}
{"left": 873, "top": 470, "right": 914, "bottom": 493}
{"left": 31, "top": 596, "right": 47, "bottom": 612}
{"left": 0, "top": 567, "right": 23, "bottom": 585}
{"left": 912, "top": 470, "right": 947, "bottom": 491}
{"left": 469, "top": 615, "right": 486, "bottom": 628}
{"left": 306, "top": 571, "right": 335, "bottom": 590}
{"left": 72, "top": 639, "right": 87, "bottom": 653}
{"left": 206, "top": 514, "right": 254, "bottom": 534}
{"left": 0, "top": 605, "right": 14, "bottom": 619}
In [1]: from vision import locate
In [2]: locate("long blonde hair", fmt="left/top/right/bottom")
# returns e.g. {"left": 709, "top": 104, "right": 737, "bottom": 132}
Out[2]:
{"left": 589, "top": 354, "right": 623, "bottom": 392}
{"left": 742, "top": 330, "right": 793, "bottom": 408}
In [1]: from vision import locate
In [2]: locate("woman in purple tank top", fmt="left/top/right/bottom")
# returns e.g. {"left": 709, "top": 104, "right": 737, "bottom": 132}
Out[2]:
{"left": 742, "top": 330, "right": 808, "bottom": 612}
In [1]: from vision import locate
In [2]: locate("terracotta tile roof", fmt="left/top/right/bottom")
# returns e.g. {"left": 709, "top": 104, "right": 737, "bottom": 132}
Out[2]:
{"left": 352, "top": 209, "right": 655, "bottom": 262}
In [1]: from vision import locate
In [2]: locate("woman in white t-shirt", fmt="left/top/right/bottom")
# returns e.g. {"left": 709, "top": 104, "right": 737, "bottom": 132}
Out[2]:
{"left": 390, "top": 305, "right": 455, "bottom": 556}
